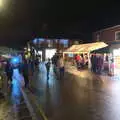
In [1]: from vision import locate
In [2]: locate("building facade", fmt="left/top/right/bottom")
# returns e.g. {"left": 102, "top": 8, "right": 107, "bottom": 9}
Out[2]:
{"left": 93, "top": 25, "right": 120, "bottom": 42}
{"left": 93, "top": 25, "right": 120, "bottom": 76}
{"left": 30, "top": 38, "right": 83, "bottom": 61}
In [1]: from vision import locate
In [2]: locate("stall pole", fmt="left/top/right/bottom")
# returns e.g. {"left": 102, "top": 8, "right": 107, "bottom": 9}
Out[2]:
{"left": 88, "top": 52, "right": 91, "bottom": 70}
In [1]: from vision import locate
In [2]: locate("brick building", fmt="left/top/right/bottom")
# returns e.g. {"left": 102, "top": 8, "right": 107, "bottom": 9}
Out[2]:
{"left": 93, "top": 25, "right": 120, "bottom": 75}
{"left": 93, "top": 25, "right": 120, "bottom": 42}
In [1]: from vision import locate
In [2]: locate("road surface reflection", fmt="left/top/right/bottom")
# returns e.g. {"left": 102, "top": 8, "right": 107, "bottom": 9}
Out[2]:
{"left": 11, "top": 68, "right": 22, "bottom": 105}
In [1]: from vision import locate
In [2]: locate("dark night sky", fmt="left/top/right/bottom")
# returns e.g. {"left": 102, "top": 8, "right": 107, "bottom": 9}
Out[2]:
{"left": 0, "top": 0, "right": 119, "bottom": 48}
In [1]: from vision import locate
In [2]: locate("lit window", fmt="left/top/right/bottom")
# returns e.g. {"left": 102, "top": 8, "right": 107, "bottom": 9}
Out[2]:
{"left": 33, "top": 38, "right": 45, "bottom": 44}
{"left": 115, "top": 31, "right": 120, "bottom": 40}
{"left": 33, "top": 38, "right": 37, "bottom": 44}
{"left": 96, "top": 34, "right": 100, "bottom": 41}
{"left": 47, "top": 40, "right": 53, "bottom": 47}
{"left": 55, "top": 39, "right": 58, "bottom": 43}
{"left": 38, "top": 38, "right": 44, "bottom": 43}
{"left": 60, "top": 39, "right": 69, "bottom": 47}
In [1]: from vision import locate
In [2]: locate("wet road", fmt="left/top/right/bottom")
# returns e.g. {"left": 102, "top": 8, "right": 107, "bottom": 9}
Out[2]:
{"left": 31, "top": 63, "right": 120, "bottom": 120}
{"left": 0, "top": 97, "right": 14, "bottom": 120}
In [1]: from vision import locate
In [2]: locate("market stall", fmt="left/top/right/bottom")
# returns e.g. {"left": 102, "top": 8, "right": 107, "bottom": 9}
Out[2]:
{"left": 63, "top": 42, "right": 108, "bottom": 69}
{"left": 64, "top": 42, "right": 108, "bottom": 53}
{"left": 91, "top": 46, "right": 112, "bottom": 75}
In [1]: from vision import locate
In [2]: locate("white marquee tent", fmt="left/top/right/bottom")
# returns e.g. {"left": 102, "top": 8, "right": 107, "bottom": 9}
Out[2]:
{"left": 64, "top": 42, "right": 108, "bottom": 54}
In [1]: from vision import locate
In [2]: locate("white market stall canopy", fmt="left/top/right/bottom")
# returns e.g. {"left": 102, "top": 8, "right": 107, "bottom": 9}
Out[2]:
{"left": 64, "top": 42, "right": 108, "bottom": 54}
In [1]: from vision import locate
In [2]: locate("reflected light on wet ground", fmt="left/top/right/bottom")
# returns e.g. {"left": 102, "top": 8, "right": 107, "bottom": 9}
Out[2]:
{"left": 29, "top": 62, "right": 120, "bottom": 120}
{"left": 111, "top": 81, "right": 120, "bottom": 91}
{"left": 0, "top": 68, "right": 23, "bottom": 120}
{"left": 11, "top": 68, "right": 22, "bottom": 105}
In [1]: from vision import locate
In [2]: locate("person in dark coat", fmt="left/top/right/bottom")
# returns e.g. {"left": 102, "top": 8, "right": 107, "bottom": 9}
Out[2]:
{"left": 45, "top": 59, "right": 51, "bottom": 80}
{"left": 22, "top": 60, "right": 29, "bottom": 88}
{"left": 93, "top": 54, "right": 97, "bottom": 73}
{"left": 91, "top": 53, "right": 97, "bottom": 73}
{"left": 90, "top": 54, "right": 94, "bottom": 72}
{"left": 5, "top": 60, "right": 13, "bottom": 83}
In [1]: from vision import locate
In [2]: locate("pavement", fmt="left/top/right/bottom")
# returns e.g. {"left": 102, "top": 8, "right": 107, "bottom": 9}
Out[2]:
{"left": 29, "top": 62, "right": 120, "bottom": 120}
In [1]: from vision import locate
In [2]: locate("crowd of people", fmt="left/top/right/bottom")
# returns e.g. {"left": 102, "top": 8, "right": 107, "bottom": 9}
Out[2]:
{"left": 72, "top": 53, "right": 108, "bottom": 74}
{"left": 45, "top": 53, "right": 65, "bottom": 80}
{"left": 0, "top": 51, "right": 66, "bottom": 95}
{"left": 0, "top": 53, "right": 49, "bottom": 99}
{"left": 4, "top": 56, "right": 38, "bottom": 90}
{"left": 0, "top": 51, "right": 111, "bottom": 96}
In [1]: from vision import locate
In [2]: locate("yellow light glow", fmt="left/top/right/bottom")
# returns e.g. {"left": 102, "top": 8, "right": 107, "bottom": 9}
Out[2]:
{"left": 0, "top": 0, "right": 3, "bottom": 7}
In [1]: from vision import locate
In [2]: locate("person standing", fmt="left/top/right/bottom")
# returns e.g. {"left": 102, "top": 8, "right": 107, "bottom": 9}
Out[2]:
{"left": 93, "top": 54, "right": 97, "bottom": 73}
{"left": 5, "top": 60, "right": 13, "bottom": 84}
{"left": 75, "top": 54, "right": 81, "bottom": 70}
{"left": 45, "top": 58, "right": 51, "bottom": 80}
{"left": 31, "top": 60, "right": 35, "bottom": 75}
{"left": 22, "top": 60, "right": 29, "bottom": 88}
{"left": 58, "top": 55, "right": 65, "bottom": 79}
{"left": 91, "top": 53, "right": 97, "bottom": 73}
{"left": 90, "top": 54, "right": 94, "bottom": 72}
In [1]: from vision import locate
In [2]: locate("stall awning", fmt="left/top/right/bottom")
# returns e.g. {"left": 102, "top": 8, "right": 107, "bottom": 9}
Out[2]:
{"left": 91, "top": 46, "right": 110, "bottom": 53}
{"left": 64, "top": 42, "right": 108, "bottom": 53}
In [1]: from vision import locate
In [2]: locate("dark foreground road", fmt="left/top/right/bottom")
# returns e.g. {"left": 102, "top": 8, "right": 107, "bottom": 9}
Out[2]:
{"left": 30, "top": 63, "right": 120, "bottom": 120}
